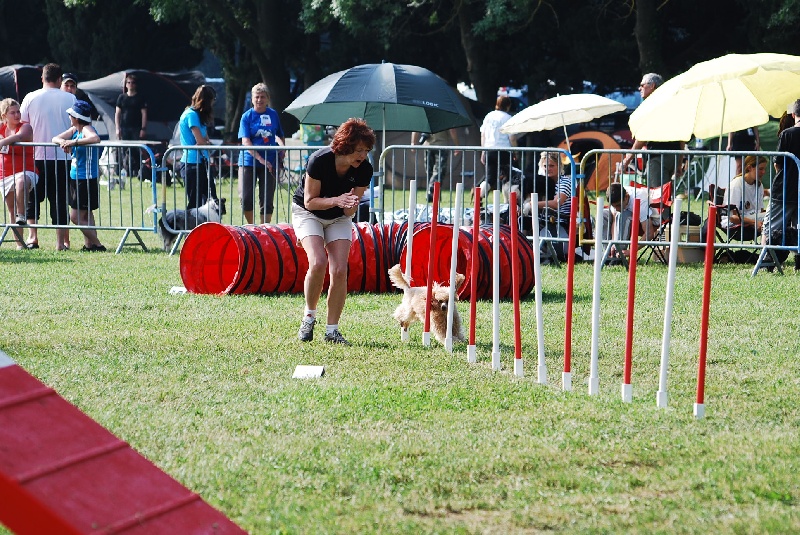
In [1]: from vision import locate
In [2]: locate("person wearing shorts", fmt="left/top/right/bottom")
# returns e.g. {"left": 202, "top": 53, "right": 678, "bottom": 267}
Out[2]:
{"left": 52, "top": 100, "right": 106, "bottom": 252}
{"left": 292, "top": 118, "right": 375, "bottom": 346}
{"left": 0, "top": 98, "right": 38, "bottom": 249}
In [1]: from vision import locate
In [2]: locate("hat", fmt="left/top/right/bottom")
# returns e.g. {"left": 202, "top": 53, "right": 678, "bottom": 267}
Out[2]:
{"left": 62, "top": 72, "right": 78, "bottom": 84}
{"left": 66, "top": 100, "right": 92, "bottom": 122}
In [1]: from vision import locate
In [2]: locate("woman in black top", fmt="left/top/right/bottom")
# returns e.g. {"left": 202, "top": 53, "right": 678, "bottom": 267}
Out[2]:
{"left": 293, "top": 118, "right": 375, "bottom": 346}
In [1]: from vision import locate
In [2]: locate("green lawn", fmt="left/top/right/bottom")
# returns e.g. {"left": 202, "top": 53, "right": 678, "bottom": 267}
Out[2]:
{"left": 1, "top": 245, "right": 799, "bottom": 533}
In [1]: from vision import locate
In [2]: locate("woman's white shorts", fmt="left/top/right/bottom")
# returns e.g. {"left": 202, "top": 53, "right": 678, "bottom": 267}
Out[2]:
{"left": 292, "top": 203, "right": 353, "bottom": 244}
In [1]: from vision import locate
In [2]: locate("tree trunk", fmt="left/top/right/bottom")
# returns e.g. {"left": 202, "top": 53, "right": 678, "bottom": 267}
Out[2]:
{"left": 456, "top": 2, "right": 495, "bottom": 109}
{"left": 634, "top": 0, "right": 664, "bottom": 75}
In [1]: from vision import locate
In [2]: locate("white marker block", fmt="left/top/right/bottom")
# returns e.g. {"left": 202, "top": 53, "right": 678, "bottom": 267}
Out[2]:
{"left": 514, "top": 359, "right": 524, "bottom": 377}
{"left": 562, "top": 371, "right": 572, "bottom": 391}
{"left": 422, "top": 331, "right": 431, "bottom": 347}
{"left": 467, "top": 345, "right": 477, "bottom": 364}
{"left": 401, "top": 328, "right": 410, "bottom": 342}
{"left": 292, "top": 365, "right": 325, "bottom": 379}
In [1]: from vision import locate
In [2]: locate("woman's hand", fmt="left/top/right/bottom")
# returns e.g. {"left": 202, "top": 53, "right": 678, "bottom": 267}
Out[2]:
{"left": 336, "top": 190, "right": 359, "bottom": 210}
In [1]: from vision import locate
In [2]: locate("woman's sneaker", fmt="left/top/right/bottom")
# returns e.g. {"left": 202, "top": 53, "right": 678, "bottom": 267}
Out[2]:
{"left": 324, "top": 329, "right": 350, "bottom": 346}
{"left": 298, "top": 318, "right": 316, "bottom": 342}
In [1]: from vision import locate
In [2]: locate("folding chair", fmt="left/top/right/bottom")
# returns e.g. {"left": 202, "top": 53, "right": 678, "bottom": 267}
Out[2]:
{"left": 704, "top": 185, "right": 758, "bottom": 264}
{"left": 637, "top": 181, "right": 672, "bottom": 264}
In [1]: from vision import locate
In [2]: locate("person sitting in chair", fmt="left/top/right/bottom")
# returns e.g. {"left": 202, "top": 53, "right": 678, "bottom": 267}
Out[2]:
{"left": 719, "top": 154, "right": 767, "bottom": 241}
{"left": 604, "top": 182, "right": 659, "bottom": 243}
{"left": 526, "top": 152, "right": 572, "bottom": 261}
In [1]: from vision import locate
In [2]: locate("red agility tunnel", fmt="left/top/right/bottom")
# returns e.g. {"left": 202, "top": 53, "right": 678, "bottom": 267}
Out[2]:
{"left": 399, "top": 223, "right": 535, "bottom": 300}
{"left": 181, "top": 222, "right": 394, "bottom": 295}
{"left": 180, "top": 222, "right": 305, "bottom": 295}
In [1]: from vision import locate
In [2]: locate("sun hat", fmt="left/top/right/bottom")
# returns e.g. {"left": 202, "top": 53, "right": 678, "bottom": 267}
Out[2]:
{"left": 62, "top": 72, "right": 78, "bottom": 84}
{"left": 66, "top": 100, "right": 92, "bottom": 122}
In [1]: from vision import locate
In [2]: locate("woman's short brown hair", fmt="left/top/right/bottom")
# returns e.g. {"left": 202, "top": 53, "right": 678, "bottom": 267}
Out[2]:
{"left": 330, "top": 118, "right": 376, "bottom": 155}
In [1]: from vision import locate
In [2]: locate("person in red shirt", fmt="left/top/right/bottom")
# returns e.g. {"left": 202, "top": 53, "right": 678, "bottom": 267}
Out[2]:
{"left": 0, "top": 98, "right": 38, "bottom": 249}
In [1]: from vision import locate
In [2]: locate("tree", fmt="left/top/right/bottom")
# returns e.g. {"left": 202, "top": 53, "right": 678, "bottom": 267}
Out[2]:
{"left": 0, "top": 0, "right": 52, "bottom": 66}
{"left": 47, "top": 0, "right": 202, "bottom": 76}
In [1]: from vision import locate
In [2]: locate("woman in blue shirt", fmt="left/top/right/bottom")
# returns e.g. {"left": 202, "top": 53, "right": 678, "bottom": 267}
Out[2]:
{"left": 238, "top": 83, "right": 284, "bottom": 224}
{"left": 52, "top": 100, "right": 105, "bottom": 251}
{"left": 179, "top": 85, "right": 217, "bottom": 209}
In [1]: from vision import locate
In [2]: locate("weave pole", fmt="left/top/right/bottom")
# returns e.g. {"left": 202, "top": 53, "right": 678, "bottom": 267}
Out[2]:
{"left": 401, "top": 179, "right": 417, "bottom": 342}
{"left": 588, "top": 195, "right": 605, "bottom": 396}
{"left": 530, "top": 193, "right": 547, "bottom": 384}
{"left": 467, "top": 186, "right": 480, "bottom": 363}
{"left": 695, "top": 205, "right": 717, "bottom": 419}
{"left": 445, "top": 183, "right": 463, "bottom": 353}
{"left": 622, "top": 198, "right": 641, "bottom": 403}
{"left": 510, "top": 191, "right": 523, "bottom": 377}
{"left": 657, "top": 196, "right": 683, "bottom": 408}
{"left": 423, "top": 181, "right": 441, "bottom": 347}
{"left": 563, "top": 196, "right": 579, "bottom": 391}
{"left": 491, "top": 190, "right": 501, "bottom": 371}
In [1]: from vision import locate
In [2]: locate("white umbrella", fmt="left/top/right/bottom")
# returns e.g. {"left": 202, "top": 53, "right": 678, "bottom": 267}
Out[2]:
{"left": 500, "top": 93, "right": 626, "bottom": 148}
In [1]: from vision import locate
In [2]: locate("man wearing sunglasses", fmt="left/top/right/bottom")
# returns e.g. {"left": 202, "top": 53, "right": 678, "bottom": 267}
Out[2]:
{"left": 623, "top": 73, "right": 684, "bottom": 188}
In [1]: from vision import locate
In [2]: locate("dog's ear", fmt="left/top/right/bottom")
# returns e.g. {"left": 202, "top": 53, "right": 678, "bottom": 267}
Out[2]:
{"left": 220, "top": 198, "right": 227, "bottom": 216}
{"left": 455, "top": 273, "right": 466, "bottom": 290}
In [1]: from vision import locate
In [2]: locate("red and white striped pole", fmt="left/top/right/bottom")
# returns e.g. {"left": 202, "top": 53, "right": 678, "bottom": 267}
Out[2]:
{"left": 467, "top": 186, "right": 480, "bottom": 363}
{"left": 695, "top": 205, "right": 716, "bottom": 419}
{"left": 423, "top": 181, "right": 441, "bottom": 347}
{"left": 622, "top": 198, "right": 641, "bottom": 403}
{"left": 510, "top": 191, "right": 523, "bottom": 377}
{"left": 563, "top": 196, "right": 578, "bottom": 391}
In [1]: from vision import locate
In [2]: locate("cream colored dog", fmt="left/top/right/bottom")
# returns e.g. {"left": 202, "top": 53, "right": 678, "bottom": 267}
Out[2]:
{"left": 388, "top": 264, "right": 466, "bottom": 345}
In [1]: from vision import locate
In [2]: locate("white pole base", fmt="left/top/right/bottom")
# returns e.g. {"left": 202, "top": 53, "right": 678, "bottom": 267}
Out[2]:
{"left": 445, "top": 338, "right": 453, "bottom": 353}
{"left": 401, "top": 328, "right": 410, "bottom": 342}
{"left": 694, "top": 403, "right": 705, "bottom": 419}
{"left": 514, "top": 359, "right": 524, "bottom": 377}
{"left": 491, "top": 351, "right": 501, "bottom": 371}
{"left": 537, "top": 364, "right": 548, "bottom": 385}
{"left": 657, "top": 390, "right": 668, "bottom": 408}
{"left": 422, "top": 331, "right": 431, "bottom": 347}
{"left": 621, "top": 383, "right": 632, "bottom": 403}
{"left": 562, "top": 372, "right": 572, "bottom": 391}
{"left": 589, "top": 376, "right": 600, "bottom": 396}
{"left": 467, "top": 345, "right": 477, "bottom": 363}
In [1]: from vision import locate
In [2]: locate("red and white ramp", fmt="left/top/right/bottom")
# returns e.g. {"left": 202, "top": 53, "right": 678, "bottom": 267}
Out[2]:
{"left": 0, "top": 350, "right": 246, "bottom": 534}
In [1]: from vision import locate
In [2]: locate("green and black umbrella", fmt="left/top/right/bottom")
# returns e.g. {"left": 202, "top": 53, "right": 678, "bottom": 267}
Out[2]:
{"left": 285, "top": 62, "right": 472, "bottom": 146}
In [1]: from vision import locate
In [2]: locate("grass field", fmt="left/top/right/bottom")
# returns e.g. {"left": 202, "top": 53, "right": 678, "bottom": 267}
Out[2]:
{"left": 1, "top": 235, "right": 799, "bottom": 533}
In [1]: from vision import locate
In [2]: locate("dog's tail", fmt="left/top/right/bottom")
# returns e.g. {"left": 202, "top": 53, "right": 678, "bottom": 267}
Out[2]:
{"left": 388, "top": 264, "right": 411, "bottom": 291}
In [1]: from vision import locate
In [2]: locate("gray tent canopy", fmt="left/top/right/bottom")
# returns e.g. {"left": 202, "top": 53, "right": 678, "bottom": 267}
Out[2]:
{"left": 79, "top": 69, "right": 206, "bottom": 141}
{"left": 0, "top": 65, "right": 43, "bottom": 102}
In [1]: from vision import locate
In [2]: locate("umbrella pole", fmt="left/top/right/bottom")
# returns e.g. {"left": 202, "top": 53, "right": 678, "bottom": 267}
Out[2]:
{"left": 562, "top": 121, "right": 571, "bottom": 152}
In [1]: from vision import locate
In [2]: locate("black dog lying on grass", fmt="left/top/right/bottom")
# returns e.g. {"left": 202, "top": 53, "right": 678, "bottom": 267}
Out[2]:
{"left": 157, "top": 197, "right": 226, "bottom": 251}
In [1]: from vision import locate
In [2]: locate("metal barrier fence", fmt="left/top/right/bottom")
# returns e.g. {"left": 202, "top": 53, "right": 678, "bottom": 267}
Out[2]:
{"left": 580, "top": 148, "right": 800, "bottom": 272}
{"left": 0, "top": 141, "right": 158, "bottom": 253}
{"left": 5, "top": 139, "right": 799, "bottom": 272}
